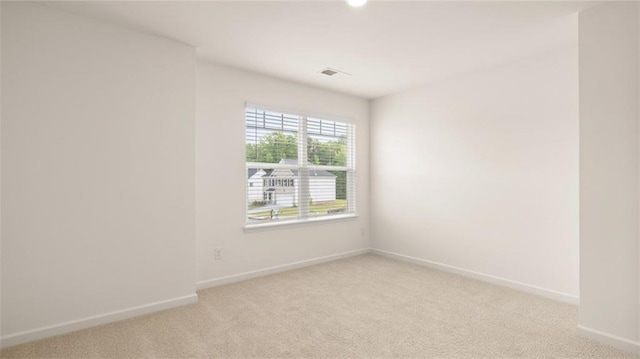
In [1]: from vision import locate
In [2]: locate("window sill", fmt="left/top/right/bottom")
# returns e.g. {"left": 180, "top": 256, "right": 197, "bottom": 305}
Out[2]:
{"left": 244, "top": 213, "right": 358, "bottom": 232}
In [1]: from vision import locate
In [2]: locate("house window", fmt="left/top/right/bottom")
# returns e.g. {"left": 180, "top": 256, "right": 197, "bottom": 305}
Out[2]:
{"left": 245, "top": 106, "right": 356, "bottom": 225}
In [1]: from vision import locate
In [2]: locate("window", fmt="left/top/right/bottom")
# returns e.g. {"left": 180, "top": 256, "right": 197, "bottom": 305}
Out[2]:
{"left": 245, "top": 106, "right": 356, "bottom": 225}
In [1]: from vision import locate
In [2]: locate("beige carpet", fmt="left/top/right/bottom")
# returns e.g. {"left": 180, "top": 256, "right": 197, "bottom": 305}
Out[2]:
{"left": 1, "top": 254, "right": 636, "bottom": 358}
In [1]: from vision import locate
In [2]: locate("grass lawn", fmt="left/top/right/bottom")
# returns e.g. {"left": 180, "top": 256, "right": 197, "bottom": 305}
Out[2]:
{"left": 250, "top": 199, "right": 348, "bottom": 219}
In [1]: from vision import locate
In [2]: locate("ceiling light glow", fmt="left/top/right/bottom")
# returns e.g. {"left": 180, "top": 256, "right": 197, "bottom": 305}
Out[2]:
{"left": 347, "top": 0, "right": 367, "bottom": 7}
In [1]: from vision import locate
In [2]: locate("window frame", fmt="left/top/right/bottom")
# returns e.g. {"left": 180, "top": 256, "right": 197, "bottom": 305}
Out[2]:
{"left": 244, "top": 105, "right": 357, "bottom": 229}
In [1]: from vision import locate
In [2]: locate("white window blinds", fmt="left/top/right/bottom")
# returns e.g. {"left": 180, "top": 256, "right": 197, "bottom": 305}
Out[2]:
{"left": 245, "top": 107, "right": 356, "bottom": 225}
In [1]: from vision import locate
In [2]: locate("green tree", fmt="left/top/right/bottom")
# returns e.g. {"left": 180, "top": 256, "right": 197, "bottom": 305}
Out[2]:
{"left": 246, "top": 132, "right": 297, "bottom": 163}
{"left": 331, "top": 171, "right": 347, "bottom": 200}
{"left": 307, "top": 136, "right": 347, "bottom": 166}
{"left": 246, "top": 143, "right": 258, "bottom": 162}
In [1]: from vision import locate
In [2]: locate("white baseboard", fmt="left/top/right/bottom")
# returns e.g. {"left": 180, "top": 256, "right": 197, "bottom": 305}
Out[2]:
{"left": 2, "top": 248, "right": 582, "bottom": 350}
{"left": 576, "top": 325, "right": 640, "bottom": 354}
{"left": 370, "top": 248, "right": 579, "bottom": 305}
{"left": 196, "top": 248, "right": 370, "bottom": 291}
{"left": 0, "top": 293, "right": 198, "bottom": 349}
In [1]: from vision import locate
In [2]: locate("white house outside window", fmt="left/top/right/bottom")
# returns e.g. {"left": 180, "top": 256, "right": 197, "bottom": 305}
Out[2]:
{"left": 245, "top": 106, "right": 356, "bottom": 225}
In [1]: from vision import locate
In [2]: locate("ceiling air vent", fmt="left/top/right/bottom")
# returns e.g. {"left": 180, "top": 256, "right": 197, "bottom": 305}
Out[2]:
{"left": 319, "top": 67, "right": 352, "bottom": 77}
{"left": 321, "top": 69, "right": 338, "bottom": 76}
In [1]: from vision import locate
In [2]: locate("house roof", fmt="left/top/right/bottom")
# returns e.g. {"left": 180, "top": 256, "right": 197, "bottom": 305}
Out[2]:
{"left": 248, "top": 159, "right": 336, "bottom": 179}
{"left": 248, "top": 168, "right": 266, "bottom": 179}
{"left": 262, "top": 169, "right": 336, "bottom": 178}
{"left": 266, "top": 159, "right": 335, "bottom": 178}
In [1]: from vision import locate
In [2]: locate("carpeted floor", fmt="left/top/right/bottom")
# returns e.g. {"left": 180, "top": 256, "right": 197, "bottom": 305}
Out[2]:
{"left": 1, "top": 254, "right": 637, "bottom": 358}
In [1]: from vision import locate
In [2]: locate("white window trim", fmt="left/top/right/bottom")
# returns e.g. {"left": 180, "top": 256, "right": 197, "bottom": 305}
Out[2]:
{"left": 244, "top": 105, "right": 356, "bottom": 229}
{"left": 244, "top": 213, "right": 358, "bottom": 232}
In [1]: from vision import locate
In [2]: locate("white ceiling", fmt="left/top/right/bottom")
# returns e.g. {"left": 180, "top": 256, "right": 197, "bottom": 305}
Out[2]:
{"left": 41, "top": 1, "right": 594, "bottom": 99}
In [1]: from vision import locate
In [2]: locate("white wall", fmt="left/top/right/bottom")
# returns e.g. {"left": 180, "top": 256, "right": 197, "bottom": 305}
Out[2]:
{"left": 0, "top": 0, "right": 3, "bottom": 342}
{"left": 196, "top": 61, "right": 369, "bottom": 287}
{"left": 1, "top": 2, "right": 197, "bottom": 346}
{"left": 370, "top": 44, "right": 579, "bottom": 302}
{"left": 578, "top": 1, "right": 640, "bottom": 351}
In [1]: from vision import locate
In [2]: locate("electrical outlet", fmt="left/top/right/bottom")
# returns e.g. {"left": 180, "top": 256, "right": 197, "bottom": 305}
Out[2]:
{"left": 360, "top": 227, "right": 365, "bottom": 237}
{"left": 214, "top": 247, "right": 223, "bottom": 260}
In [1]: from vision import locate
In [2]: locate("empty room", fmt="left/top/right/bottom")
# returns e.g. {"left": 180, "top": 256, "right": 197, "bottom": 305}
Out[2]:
{"left": 1, "top": 0, "right": 639, "bottom": 357}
